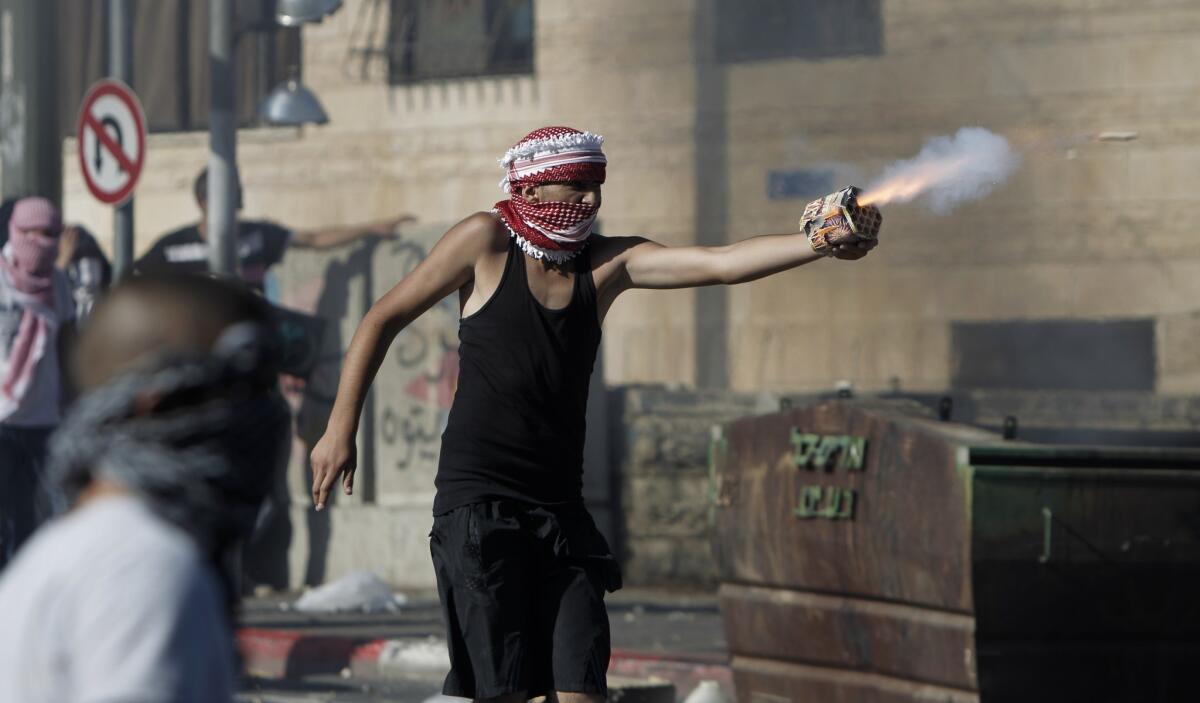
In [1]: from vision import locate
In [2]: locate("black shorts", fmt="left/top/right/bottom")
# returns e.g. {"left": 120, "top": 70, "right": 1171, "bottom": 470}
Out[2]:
{"left": 430, "top": 500, "right": 622, "bottom": 700}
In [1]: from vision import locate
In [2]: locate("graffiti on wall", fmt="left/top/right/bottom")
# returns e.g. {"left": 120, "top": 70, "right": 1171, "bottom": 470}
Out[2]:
{"left": 276, "top": 230, "right": 462, "bottom": 483}
{"left": 373, "top": 236, "right": 460, "bottom": 472}
{"left": 380, "top": 316, "right": 459, "bottom": 471}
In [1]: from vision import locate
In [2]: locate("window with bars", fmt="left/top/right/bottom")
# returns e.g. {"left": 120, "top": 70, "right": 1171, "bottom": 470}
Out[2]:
{"left": 388, "top": 0, "right": 534, "bottom": 84}
{"left": 58, "top": 0, "right": 301, "bottom": 135}
{"left": 715, "top": 0, "right": 883, "bottom": 64}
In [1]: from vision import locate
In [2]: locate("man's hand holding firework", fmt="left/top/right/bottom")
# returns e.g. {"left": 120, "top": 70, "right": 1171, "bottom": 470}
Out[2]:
{"left": 800, "top": 186, "right": 881, "bottom": 260}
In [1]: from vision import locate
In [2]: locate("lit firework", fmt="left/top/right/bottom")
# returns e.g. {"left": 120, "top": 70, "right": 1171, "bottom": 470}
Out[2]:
{"left": 858, "top": 128, "right": 1020, "bottom": 214}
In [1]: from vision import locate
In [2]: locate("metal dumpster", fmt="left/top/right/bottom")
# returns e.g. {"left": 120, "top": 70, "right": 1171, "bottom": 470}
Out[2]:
{"left": 710, "top": 399, "right": 1200, "bottom": 702}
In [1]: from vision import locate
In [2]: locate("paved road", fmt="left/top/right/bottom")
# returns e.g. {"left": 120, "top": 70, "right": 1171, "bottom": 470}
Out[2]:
{"left": 240, "top": 587, "right": 726, "bottom": 657}
{"left": 236, "top": 587, "right": 725, "bottom": 702}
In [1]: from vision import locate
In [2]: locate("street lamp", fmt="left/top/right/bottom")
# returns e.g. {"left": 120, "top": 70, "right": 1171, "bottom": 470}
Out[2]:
{"left": 258, "top": 0, "right": 339, "bottom": 127}
{"left": 259, "top": 75, "right": 329, "bottom": 126}
{"left": 210, "top": 0, "right": 342, "bottom": 276}
{"left": 275, "top": 0, "right": 343, "bottom": 27}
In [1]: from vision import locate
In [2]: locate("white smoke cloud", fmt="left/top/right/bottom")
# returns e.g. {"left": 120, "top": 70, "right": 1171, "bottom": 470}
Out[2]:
{"left": 861, "top": 127, "right": 1020, "bottom": 214}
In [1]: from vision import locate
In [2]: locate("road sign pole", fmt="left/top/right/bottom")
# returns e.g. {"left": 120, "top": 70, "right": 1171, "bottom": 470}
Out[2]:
{"left": 109, "top": 0, "right": 133, "bottom": 280}
{"left": 208, "top": 0, "right": 237, "bottom": 278}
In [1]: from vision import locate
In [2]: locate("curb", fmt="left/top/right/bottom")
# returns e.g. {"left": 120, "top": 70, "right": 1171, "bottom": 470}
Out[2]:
{"left": 238, "top": 628, "right": 376, "bottom": 680}
{"left": 237, "top": 628, "right": 732, "bottom": 698}
{"left": 608, "top": 650, "right": 734, "bottom": 702}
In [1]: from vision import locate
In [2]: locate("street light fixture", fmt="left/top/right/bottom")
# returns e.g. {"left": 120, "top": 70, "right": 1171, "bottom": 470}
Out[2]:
{"left": 275, "top": 0, "right": 343, "bottom": 27}
{"left": 259, "top": 75, "right": 329, "bottom": 126}
{"left": 259, "top": 0, "right": 339, "bottom": 126}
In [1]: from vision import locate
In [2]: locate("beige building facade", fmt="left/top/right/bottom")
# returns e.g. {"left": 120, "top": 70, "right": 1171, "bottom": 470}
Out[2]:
{"left": 63, "top": 0, "right": 1200, "bottom": 395}
{"left": 64, "top": 0, "right": 1200, "bottom": 395}
{"left": 57, "top": 0, "right": 1200, "bottom": 587}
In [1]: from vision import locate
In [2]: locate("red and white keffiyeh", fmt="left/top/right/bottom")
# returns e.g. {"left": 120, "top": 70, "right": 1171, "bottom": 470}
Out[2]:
{"left": 494, "top": 126, "right": 606, "bottom": 263}
{"left": 0, "top": 197, "right": 62, "bottom": 421}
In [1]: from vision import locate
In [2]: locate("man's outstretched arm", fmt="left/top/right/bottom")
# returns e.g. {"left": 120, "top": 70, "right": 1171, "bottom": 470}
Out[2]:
{"left": 618, "top": 229, "right": 877, "bottom": 291}
{"left": 309, "top": 213, "right": 490, "bottom": 509}
{"left": 290, "top": 214, "right": 417, "bottom": 250}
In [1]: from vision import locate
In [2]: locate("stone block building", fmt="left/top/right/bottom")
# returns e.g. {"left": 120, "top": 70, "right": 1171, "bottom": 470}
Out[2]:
{"left": 55, "top": 0, "right": 1200, "bottom": 588}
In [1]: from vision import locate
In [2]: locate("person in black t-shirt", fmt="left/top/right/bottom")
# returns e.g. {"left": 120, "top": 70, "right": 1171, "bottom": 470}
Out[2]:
{"left": 136, "top": 168, "right": 414, "bottom": 291}
{"left": 54, "top": 225, "right": 112, "bottom": 324}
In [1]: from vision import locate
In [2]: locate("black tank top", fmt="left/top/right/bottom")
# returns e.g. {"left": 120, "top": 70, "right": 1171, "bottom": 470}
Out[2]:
{"left": 433, "top": 237, "right": 602, "bottom": 515}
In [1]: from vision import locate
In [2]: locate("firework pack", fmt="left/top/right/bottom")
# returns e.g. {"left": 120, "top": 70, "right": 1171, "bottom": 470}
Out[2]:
{"left": 799, "top": 186, "right": 882, "bottom": 257}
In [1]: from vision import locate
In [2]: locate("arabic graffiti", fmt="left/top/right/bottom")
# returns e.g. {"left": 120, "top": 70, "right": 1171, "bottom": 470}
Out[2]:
{"left": 371, "top": 240, "right": 460, "bottom": 472}
{"left": 380, "top": 402, "right": 446, "bottom": 470}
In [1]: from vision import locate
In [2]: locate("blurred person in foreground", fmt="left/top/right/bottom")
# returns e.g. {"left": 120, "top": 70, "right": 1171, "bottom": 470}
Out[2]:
{"left": 0, "top": 274, "right": 291, "bottom": 702}
{"left": 0, "top": 197, "right": 75, "bottom": 570}
{"left": 309, "top": 126, "right": 880, "bottom": 703}
{"left": 135, "top": 167, "right": 415, "bottom": 292}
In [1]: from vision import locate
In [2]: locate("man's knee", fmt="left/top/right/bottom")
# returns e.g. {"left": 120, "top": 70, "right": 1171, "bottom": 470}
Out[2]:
{"left": 549, "top": 692, "right": 605, "bottom": 703}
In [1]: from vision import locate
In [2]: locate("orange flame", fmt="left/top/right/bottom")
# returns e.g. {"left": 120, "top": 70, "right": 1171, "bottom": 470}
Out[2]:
{"left": 858, "top": 157, "right": 970, "bottom": 207}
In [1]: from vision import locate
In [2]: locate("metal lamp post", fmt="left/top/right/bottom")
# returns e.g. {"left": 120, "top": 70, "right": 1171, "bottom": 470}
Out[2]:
{"left": 109, "top": 0, "right": 134, "bottom": 279}
{"left": 208, "top": 0, "right": 339, "bottom": 278}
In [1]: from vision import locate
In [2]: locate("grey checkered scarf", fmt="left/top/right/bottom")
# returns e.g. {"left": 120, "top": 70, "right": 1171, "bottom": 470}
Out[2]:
{"left": 47, "top": 322, "right": 290, "bottom": 555}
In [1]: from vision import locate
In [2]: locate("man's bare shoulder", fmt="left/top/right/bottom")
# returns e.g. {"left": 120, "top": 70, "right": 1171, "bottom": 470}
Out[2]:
{"left": 589, "top": 234, "right": 657, "bottom": 267}
{"left": 440, "top": 211, "right": 509, "bottom": 256}
{"left": 427, "top": 212, "right": 509, "bottom": 272}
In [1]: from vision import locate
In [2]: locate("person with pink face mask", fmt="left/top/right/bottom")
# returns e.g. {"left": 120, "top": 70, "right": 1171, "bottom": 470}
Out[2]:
{"left": 0, "top": 197, "right": 75, "bottom": 571}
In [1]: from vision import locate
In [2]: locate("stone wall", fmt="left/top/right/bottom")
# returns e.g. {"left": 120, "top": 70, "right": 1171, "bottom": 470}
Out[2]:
{"left": 61, "top": 0, "right": 709, "bottom": 389}
{"left": 51, "top": 0, "right": 1200, "bottom": 587}
{"left": 609, "top": 385, "right": 770, "bottom": 588}
{"left": 264, "top": 224, "right": 455, "bottom": 589}
{"left": 60, "top": 0, "right": 1200, "bottom": 395}
{"left": 721, "top": 0, "right": 1200, "bottom": 395}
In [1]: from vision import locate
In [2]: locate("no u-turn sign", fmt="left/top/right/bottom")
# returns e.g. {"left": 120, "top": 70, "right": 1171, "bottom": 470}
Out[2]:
{"left": 77, "top": 79, "right": 146, "bottom": 206}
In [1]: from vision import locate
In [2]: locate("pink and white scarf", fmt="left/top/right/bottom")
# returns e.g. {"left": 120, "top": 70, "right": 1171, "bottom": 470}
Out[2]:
{"left": 0, "top": 207, "right": 61, "bottom": 421}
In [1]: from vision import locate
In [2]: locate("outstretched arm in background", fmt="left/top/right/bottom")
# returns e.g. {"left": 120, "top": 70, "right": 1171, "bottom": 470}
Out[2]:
{"left": 290, "top": 214, "right": 417, "bottom": 250}
{"left": 308, "top": 213, "right": 489, "bottom": 509}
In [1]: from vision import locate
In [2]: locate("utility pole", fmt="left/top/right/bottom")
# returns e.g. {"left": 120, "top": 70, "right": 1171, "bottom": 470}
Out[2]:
{"left": 109, "top": 0, "right": 133, "bottom": 279}
{"left": 208, "top": 0, "right": 237, "bottom": 277}
{"left": 0, "top": 0, "right": 61, "bottom": 205}
{"left": 692, "top": 0, "right": 729, "bottom": 389}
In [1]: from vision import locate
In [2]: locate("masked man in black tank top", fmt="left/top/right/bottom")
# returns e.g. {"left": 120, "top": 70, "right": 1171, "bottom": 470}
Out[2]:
{"left": 310, "top": 126, "right": 881, "bottom": 703}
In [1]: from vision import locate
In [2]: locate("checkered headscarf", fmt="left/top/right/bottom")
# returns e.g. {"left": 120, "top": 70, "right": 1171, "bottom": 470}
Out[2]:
{"left": 3, "top": 197, "right": 61, "bottom": 302}
{"left": 48, "top": 321, "right": 289, "bottom": 556}
{"left": 0, "top": 197, "right": 63, "bottom": 421}
{"left": 494, "top": 126, "right": 606, "bottom": 263}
